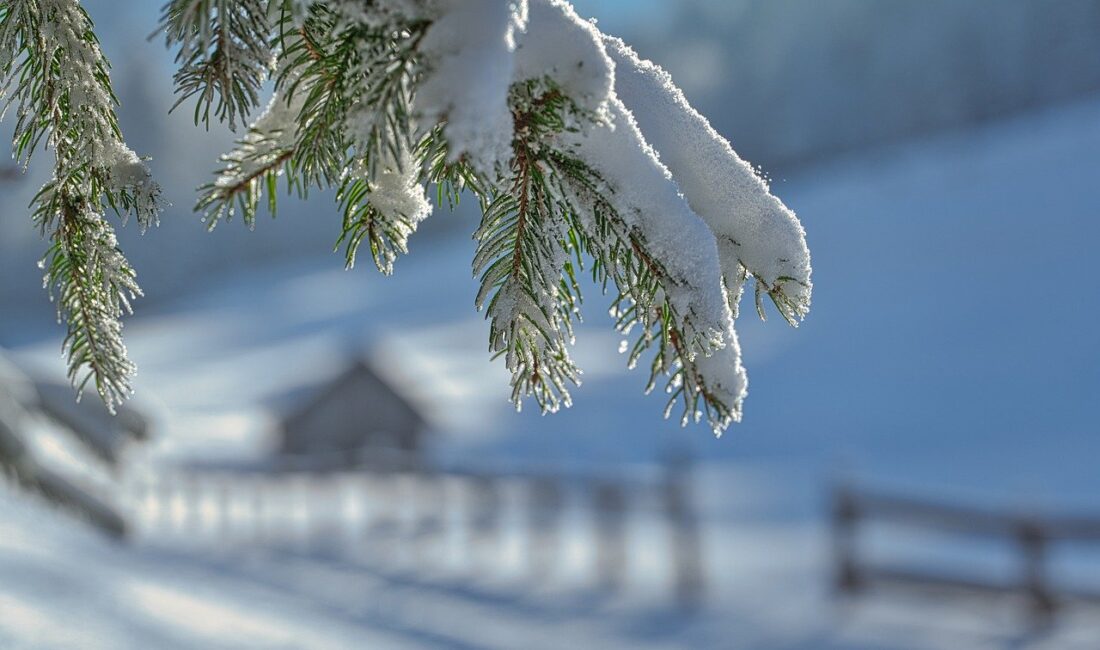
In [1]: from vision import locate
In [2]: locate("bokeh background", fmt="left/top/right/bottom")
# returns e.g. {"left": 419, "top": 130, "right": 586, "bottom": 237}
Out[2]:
{"left": 2, "top": 1, "right": 1100, "bottom": 648}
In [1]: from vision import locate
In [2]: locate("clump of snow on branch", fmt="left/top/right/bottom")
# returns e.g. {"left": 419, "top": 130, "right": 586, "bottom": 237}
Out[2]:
{"left": 364, "top": 150, "right": 432, "bottom": 231}
{"left": 508, "top": 0, "right": 752, "bottom": 427}
{"left": 103, "top": 142, "right": 162, "bottom": 231}
{"left": 511, "top": 0, "right": 613, "bottom": 117}
{"left": 565, "top": 97, "right": 733, "bottom": 352}
{"left": 603, "top": 36, "right": 811, "bottom": 323}
{"left": 339, "top": 134, "right": 432, "bottom": 276}
{"left": 417, "top": 0, "right": 529, "bottom": 174}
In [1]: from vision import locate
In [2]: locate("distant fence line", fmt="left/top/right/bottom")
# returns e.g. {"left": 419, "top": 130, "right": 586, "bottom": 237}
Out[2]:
{"left": 833, "top": 483, "right": 1100, "bottom": 625}
{"left": 125, "top": 451, "right": 706, "bottom": 609}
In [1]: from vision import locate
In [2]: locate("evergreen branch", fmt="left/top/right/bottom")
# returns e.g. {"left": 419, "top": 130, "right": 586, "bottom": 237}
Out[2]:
{"left": 545, "top": 146, "right": 739, "bottom": 430}
{"left": 198, "top": 7, "right": 430, "bottom": 229}
{"left": 38, "top": 189, "right": 141, "bottom": 412}
{"left": 1, "top": 0, "right": 805, "bottom": 436}
{"left": 418, "top": 124, "right": 485, "bottom": 208}
{"left": 336, "top": 179, "right": 403, "bottom": 273}
{"left": 0, "top": 0, "right": 161, "bottom": 411}
{"left": 158, "top": 0, "right": 276, "bottom": 130}
{"left": 195, "top": 131, "right": 297, "bottom": 228}
{"left": 279, "top": 6, "right": 428, "bottom": 185}
{"left": 335, "top": 148, "right": 430, "bottom": 275}
{"left": 277, "top": 13, "right": 354, "bottom": 188}
{"left": 755, "top": 274, "right": 811, "bottom": 326}
{"left": 471, "top": 82, "right": 586, "bottom": 413}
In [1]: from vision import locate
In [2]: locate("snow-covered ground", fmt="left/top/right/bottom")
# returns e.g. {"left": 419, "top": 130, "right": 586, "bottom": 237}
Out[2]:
{"left": 4, "top": 468, "right": 1100, "bottom": 650}
{"left": 3, "top": 93, "right": 1100, "bottom": 647}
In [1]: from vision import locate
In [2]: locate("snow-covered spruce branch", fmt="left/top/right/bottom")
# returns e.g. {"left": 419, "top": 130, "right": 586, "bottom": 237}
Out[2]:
{"left": 159, "top": 0, "right": 274, "bottom": 130}
{"left": 602, "top": 36, "right": 811, "bottom": 325}
{"left": 2, "top": 0, "right": 811, "bottom": 433}
{"left": 471, "top": 81, "right": 585, "bottom": 414}
{"left": 544, "top": 147, "right": 745, "bottom": 428}
{"left": 0, "top": 0, "right": 162, "bottom": 412}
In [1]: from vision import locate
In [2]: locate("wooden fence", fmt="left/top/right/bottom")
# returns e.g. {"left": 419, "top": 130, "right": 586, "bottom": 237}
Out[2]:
{"left": 125, "top": 452, "right": 706, "bottom": 608}
{"left": 832, "top": 483, "right": 1100, "bottom": 624}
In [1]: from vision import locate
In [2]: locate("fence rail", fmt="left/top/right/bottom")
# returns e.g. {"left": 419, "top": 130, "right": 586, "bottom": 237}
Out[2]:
{"left": 832, "top": 483, "right": 1100, "bottom": 624}
{"left": 125, "top": 451, "right": 706, "bottom": 608}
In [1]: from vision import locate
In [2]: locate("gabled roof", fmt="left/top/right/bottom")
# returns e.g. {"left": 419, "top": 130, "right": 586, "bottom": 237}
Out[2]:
{"left": 280, "top": 358, "right": 426, "bottom": 433}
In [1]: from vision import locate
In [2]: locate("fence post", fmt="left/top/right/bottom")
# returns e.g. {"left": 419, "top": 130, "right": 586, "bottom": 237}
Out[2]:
{"left": 528, "top": 477, "right": 564, "bottom": 579}
{"left": 832, "top": 485, "right": 861, "bottom": 594}
{"left": 363, "top": 471, "right": 402, "bottom": 561}
{"left": 1019, "top": 520, "right": 1055, "bottom": 625}
{"left": 309, "top": 474, "right": 342, "bottom": 554}
{"left": 593, "top": 481, "right": 627, "bottom": 592}
{"left": 663, "top": 451, "right": 704, "bottom": 610}
{"left": 468, "top": 475, "right": 502, "bottom": 571}
{"left": 184, "top": 473, "right": 204, "bottom": 541}
{"left": 414, "top": 469, "right": 446, "bottom": 565}
{"left": 288, "top": 472, "right": 307, "bottom": 550}
{"left": 250, "top": 476, "right": 266, "bottom": 546}
{"left": 211, "top": 474, "right": 230, "bottom": 546}
{"left": 168, "top": 476, "right": 181, "bottom": 536}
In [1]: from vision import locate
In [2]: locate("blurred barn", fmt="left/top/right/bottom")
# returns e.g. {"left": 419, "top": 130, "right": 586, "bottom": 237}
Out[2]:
{"left": 277, "top": 359, "right": 426, "bottom": 465}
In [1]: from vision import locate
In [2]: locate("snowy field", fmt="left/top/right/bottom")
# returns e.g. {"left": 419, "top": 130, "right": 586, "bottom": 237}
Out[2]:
{"left": 3, "top": 92, "right": 1100, "bottom": 648}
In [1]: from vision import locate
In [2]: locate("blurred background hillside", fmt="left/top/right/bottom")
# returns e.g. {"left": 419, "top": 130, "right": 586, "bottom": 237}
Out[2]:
{"left": 2, "top": 1, "right": 1100, "bottom": 648}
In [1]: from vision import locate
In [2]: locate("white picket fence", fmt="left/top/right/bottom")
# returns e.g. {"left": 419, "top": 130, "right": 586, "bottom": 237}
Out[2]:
{"left": 123, "top": 452, "right": 706, "bottom": 608}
